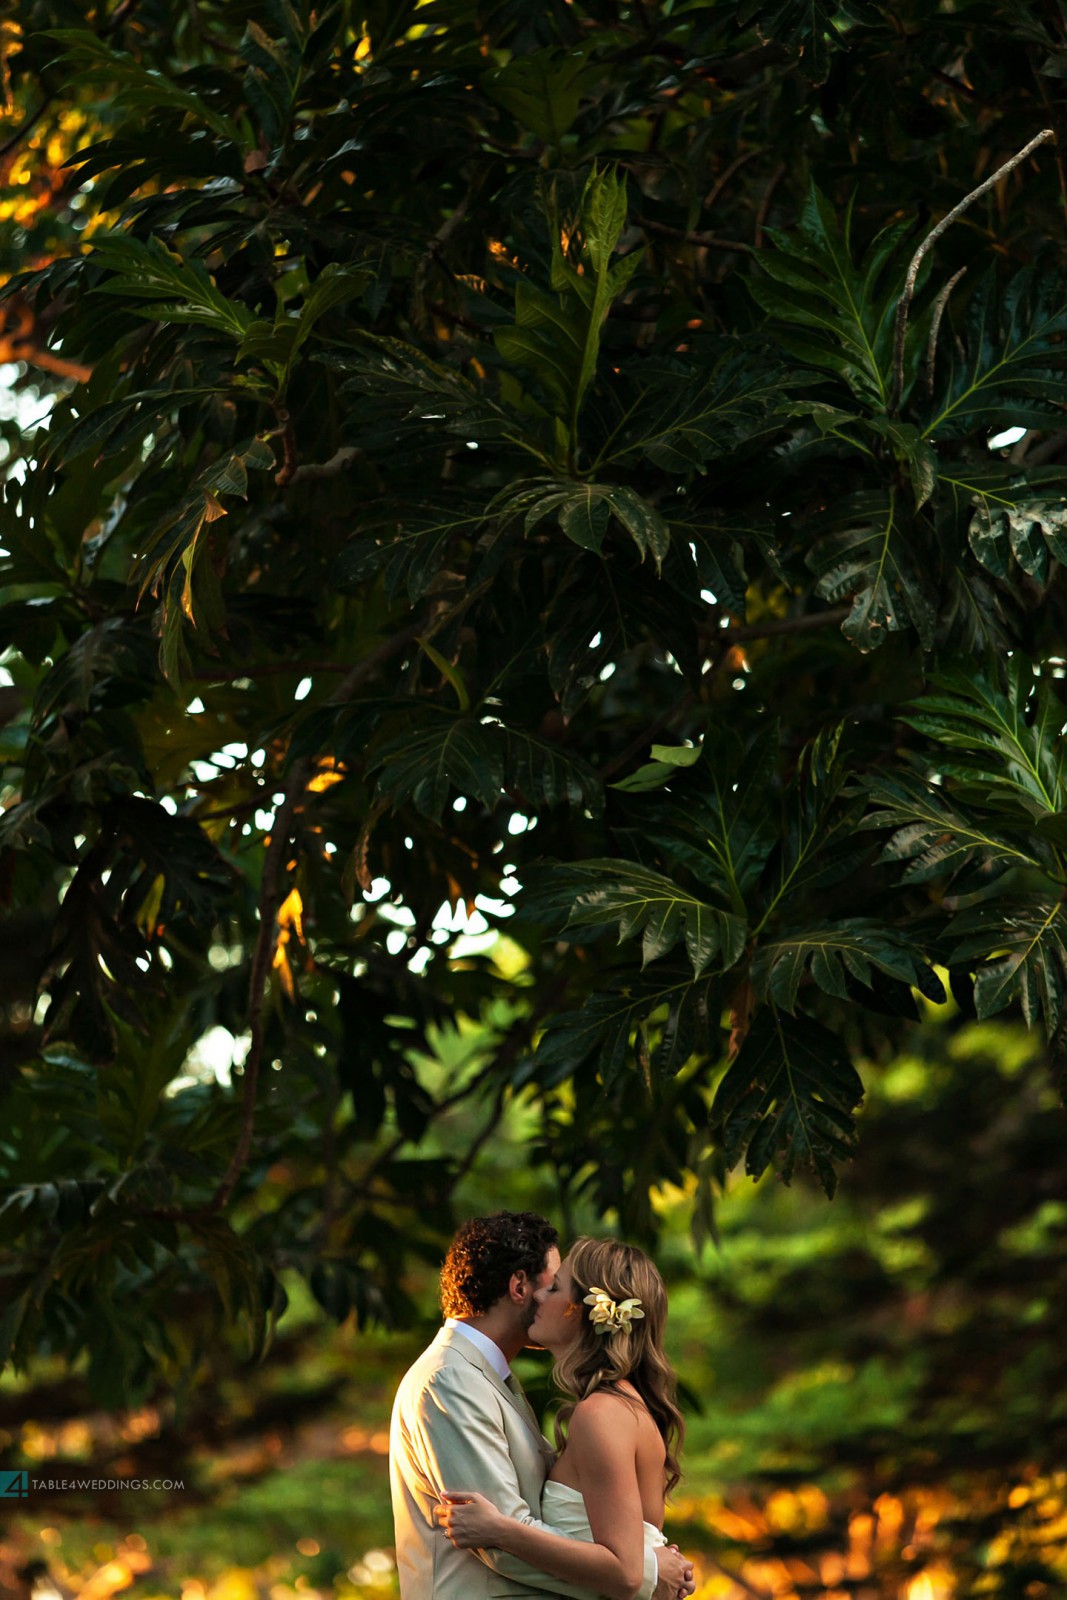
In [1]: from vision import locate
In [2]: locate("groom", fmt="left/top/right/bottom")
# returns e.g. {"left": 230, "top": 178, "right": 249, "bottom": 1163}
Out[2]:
{"left": 389, "top": 1210, "right": 694, "bottom": 1599}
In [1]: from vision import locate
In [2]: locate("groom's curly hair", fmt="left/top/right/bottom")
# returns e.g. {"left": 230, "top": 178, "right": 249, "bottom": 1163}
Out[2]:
{"left": 440, "top": 1211, "right": 558, "bottom": 1317}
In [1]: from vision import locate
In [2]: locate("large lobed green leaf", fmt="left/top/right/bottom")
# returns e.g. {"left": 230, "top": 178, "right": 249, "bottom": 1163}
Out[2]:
{"left": 529, "top": 857, "right": 747, "bottom": 977}
{"left": 752, "top": 919, "right": 945, "bottom": 1014}
{"left": 494, "top": 167, "right": 640, "bottom": 457}
{"left": 712, "top": 1010, "right": 865, "bottom": 1196}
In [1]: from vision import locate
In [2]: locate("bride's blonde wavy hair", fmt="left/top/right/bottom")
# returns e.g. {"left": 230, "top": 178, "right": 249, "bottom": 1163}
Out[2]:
{"left": 552, "top": 1236, "right": 685, "bottom": 1495}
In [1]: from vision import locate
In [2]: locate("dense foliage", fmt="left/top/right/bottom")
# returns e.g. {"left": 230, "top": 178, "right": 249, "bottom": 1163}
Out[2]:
{"left": 2, "top": 0, "right": 1067, "bottom": 1393}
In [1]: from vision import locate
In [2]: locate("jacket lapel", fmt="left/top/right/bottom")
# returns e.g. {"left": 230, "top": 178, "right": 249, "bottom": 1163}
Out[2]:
{"left": 433, "top": 1327, "right": 551, "bottom": 1454}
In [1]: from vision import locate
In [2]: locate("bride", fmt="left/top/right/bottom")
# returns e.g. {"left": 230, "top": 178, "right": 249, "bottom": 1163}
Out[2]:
{"left": 434, "top": 1237, "right": 690, "bottom": 1600}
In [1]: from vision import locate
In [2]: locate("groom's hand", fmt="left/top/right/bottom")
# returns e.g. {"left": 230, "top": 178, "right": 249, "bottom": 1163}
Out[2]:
{"left": 652, "top": 1544, "right": 696, "bottom": 1599}
{"left": 434, "top": 1489, "right": 506, "bottom": 1550}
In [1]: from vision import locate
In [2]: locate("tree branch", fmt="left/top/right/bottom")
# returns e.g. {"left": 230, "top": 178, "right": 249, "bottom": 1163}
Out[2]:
{"left": 185, "top": 0, "right": 243, "bottom": 54}
{"left": 703, "top": 1555, "right": 774, "bottom": 1600}
{"left": 637, "top": 216, "right": 754, "bottom": 255}
{"left": 197, "top": 620, "right": 422, "bottom": 1219}
{"left": 704, "top": 147, "right": 761, "bottom": 216}
{"left": 599, "top": 697, "right": 698, "bottom": 783}
{"left": 271, "top": 408, "right": 298, "bottom": 487}
{"left": 721, "top": 605, "right": 851, "bottom": 643}
{"left": 102, "top": 0, "right": 141, "bottom": 31}
{"left": 192, "top": 659, "right": 352, "bottom": 679}
{"left": 1032, "top": 60, "right": 1067, "bottom": 233}
{"left": 0, "top": 98, "right": 52, "bottom": 163}
{"left": 924, "top": 265, "right": 967, "bottom": 395}
{"left": 18, "top": 347, "right": 94, "bottom": 385}
{"left": 428, "top": 300, "right": 490, "bottom": 336}
{"left": 598, "top": 608, "right": 853, "bottom": 783}
{"left": 284, "top": 446, "right": 361, "bottom": 485}
{"left": 1, "top": 299, "right": 94, "bottom": 384}
{"left": 890, "top": 128, "right": 1055, "bottom": 412}
{"left": 931, "top": 66, "right": 979, "bottom": 102}
{"left": 0, "top": 0, "right": 139, "bottom": 162}
{"left": 1019, "top": 428, "right": 1067, "bottom": 467}
{"left": 754, "top": 161, "right": 787, "bottom": 250}
{"left": 333, "top": 971, "right": 571, "bottom": 1218}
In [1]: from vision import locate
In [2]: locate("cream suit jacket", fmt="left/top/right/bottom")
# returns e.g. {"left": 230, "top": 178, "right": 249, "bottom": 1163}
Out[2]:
{"left": 389, "top": 1325, "right": 658, "bottom": 1600}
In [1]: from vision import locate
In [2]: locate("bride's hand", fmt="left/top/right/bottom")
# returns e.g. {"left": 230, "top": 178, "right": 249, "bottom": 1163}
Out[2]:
{"left": 654, "top": 1542, "right": 695, "bottom": 1598}
{"left": 434, "top": 1490, "right": 506, "bottom": 1548}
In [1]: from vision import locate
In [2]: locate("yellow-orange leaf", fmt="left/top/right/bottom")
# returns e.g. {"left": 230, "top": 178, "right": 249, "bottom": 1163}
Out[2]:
{"left": 137, "top": 873, "right": 166, "bottom": 937}
{"left": 272, "top": 939, "right": 295, "bottom": 999}
{"left": 307, "top": 756, "right": 346, "bottom": 792}
{"left": 277, "top": 886, "right": 304, "bottom": 940}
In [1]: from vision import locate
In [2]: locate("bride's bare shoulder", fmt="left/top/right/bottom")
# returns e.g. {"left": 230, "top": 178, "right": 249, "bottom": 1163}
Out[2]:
{"left": 570, "top": 1387, "right": 643, "bottom": 1434}
{"left": 566, "top": 1391, "right": 645, "bottom": 1474}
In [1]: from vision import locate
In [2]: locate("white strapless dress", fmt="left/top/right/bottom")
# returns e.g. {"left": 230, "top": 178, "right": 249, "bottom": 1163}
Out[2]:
{"left": 541, "top": 1478, "right": 667, "bottom": 1554}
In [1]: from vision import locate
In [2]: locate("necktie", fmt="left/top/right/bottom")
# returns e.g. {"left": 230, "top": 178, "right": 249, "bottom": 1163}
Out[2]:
{"left": 504, "top": 1372, "right": 545, "bottom": 1444}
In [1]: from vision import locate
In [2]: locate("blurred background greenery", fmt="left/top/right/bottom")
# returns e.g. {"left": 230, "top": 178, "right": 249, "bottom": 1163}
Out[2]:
{"left": 3, "top": 980, "right": 1066, "bottom": 1600}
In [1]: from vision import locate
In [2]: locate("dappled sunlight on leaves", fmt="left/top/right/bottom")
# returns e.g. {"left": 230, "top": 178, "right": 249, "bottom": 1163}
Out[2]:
{"left": 674, "top": 1478, "right": 1067, "bottom": 1598}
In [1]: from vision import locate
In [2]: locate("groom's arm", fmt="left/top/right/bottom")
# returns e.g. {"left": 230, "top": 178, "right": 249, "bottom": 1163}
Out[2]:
{"left": 413, "top": 1368, "right": 659, "bottom": 1600}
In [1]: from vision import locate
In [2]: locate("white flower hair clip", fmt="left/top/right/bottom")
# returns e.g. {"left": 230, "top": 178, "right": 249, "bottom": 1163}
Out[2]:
{"left": 583, "top": 1286, "right": 645, "bottom": 1335}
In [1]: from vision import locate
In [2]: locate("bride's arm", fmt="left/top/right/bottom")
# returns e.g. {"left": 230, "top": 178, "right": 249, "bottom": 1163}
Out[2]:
{"left": 437, "top": 1394, "right": 683, "bottom": 1600}
{"left": 412, "top": 1370, "right": 608, "bottom": 1598}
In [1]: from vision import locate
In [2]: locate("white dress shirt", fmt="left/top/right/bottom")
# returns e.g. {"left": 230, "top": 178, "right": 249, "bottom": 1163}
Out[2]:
{"left": 443, "top": 1317, "right": 512, "bottom": 1382}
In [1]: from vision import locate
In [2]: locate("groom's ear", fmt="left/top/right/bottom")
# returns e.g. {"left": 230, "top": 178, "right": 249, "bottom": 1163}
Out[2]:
{"left": 507, "top": 1269, "right": 533, "bottom": 1304}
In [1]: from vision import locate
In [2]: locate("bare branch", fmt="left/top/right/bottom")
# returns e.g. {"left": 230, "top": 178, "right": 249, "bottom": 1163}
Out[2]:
{"left": 703, "top": 1555, "right": 774, "bottom": 1600}
{"left": 192, "top": 659, "right": 352, "bottom": 679}
{"left": 704, "top": 147, "right": 761, "bottom": 215}
{"left": 890, "top": 128, "right": 1055, "bottom": 412}
{"left": 0, "top": 0, "right": 139, "bottom": 161}
{"left": 925, "top": 266, "right": 967, "bottom": 395}
{"left": 414, "top": 193, "right": 472, "bottom": 307}
{"left": 0, "top": 98, "right": 52, "bottom": 163}
{"left": 186, "top": 0, "right": 243, "bottom": 53}
{"left": 103, "top": 0, "right": 141, "bottom": 30}
{"left": 203, "top": 760, "right": 309, "bottom": 1215}
{"left": 1032, "top": 64, "right": 1067, "bottom": 233}
{"left": 931, "top": 66, "right": 979, "bottom": 102}
{"left": 754, "top": 161, "right": 787, "bottom": 250}
{"left": 199, "top": 618, "right": 422, "bottom": 1219}
{"left": 638, "top": 216, "right": 754, "bottom": 255}
{"left": 720, "top": 605, "right": 851, "bottom": 643}
{"left": 271, "top": 409, "right": 298, "bottom": 487}
{"left": 1020, "top": 428, "right": 1067, "bottom": 468}
{"left": 599, "top": 697, "right": 696, "bottom": 783}
{"left": 427, "top": 300, "right": 489, "bottom": 336}
{"left": 285, "top": 446, "right": 361, "bottom": 484}
{"left": 599, "top": 607, "right": 852, "bottom": 781}
{"left": 1, "top": 299, "right": 94, "bottom": 384}
{"left": 18, "top": 348, "right": 94, "bottom": 385}
{"left": 332, "top": 972, "right": 571, "bottom": 1216}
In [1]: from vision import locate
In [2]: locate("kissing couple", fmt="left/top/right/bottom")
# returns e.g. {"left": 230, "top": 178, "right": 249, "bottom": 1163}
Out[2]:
{"left": 389, "top": 1210, "right": 697, "bottom": 1599}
